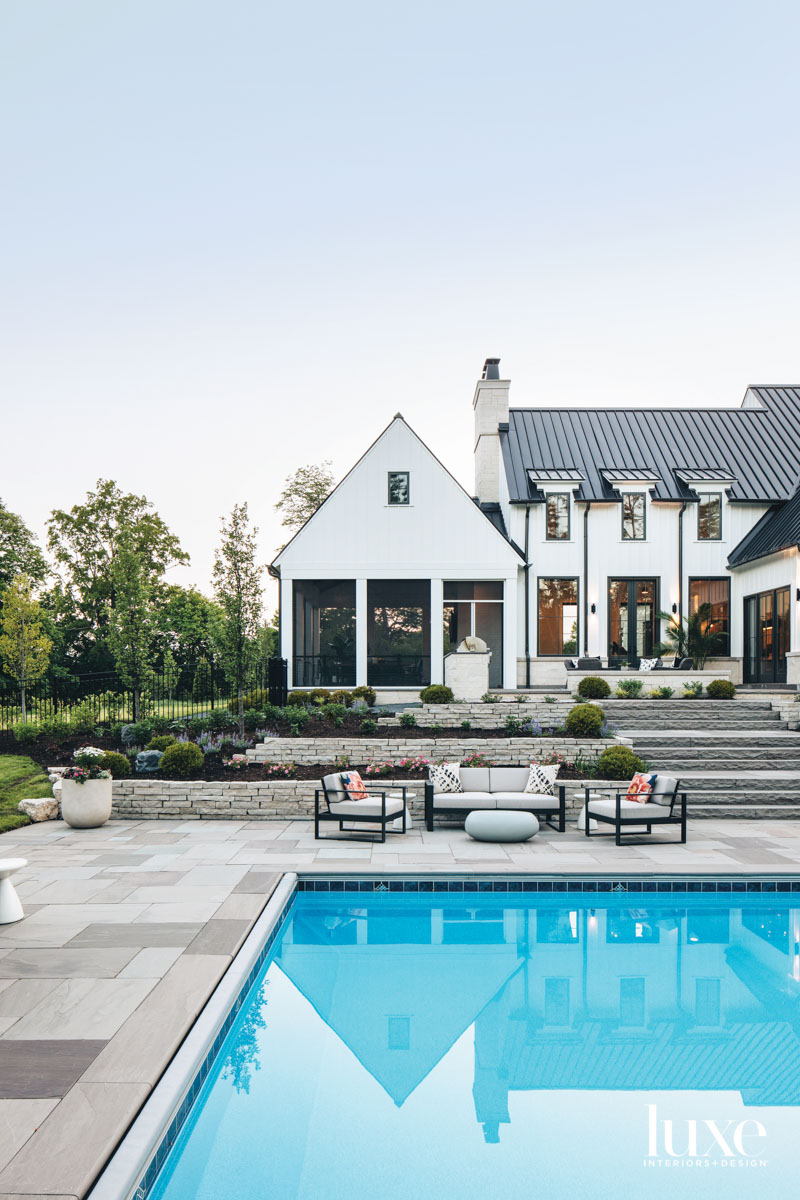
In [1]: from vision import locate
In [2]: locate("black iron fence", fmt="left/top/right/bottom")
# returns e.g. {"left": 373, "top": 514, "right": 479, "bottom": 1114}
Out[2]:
{"left": 0, "top": 659, "right": 288, "bottom": 730}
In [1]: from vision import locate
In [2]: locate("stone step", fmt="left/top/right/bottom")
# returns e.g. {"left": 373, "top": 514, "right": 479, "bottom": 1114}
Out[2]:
{"left": 688, "top": 804, "right": 800, "bottom": 819}
{"left": 612, "top": 719, "right": 788, "bottom": 730}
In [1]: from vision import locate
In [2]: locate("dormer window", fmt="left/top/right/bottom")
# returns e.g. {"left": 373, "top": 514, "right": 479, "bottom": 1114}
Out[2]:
{"left": 546, "top": 493, "right": 570, "bottom": 540}
{"left": 698, "top": 493, "right": 722, "bottom": 540}
{"left": 621, "top": 493, "right": 646, "bottom": 540}
{"left": 387, "top": 472, "right": 410, "bottom": 505}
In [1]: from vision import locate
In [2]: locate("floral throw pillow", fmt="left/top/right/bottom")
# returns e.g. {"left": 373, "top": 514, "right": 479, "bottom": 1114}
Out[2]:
{"left": 625, "top": 772, "right": 657, "bottom": 803}
{"left": 524, "top": 762, "right": 559, "bottom": 796}
{"left": 428, "top": 762, "right": 463, "bottom": 794}
{"left": 340, "top": 770, "right": 368, "bottom": 800}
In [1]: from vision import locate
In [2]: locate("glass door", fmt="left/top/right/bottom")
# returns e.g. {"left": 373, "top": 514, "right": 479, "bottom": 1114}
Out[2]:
{"left": 608, "top": 579, "right": 657, "bottom": 667}
{"left": 744, "top": 587, "right": 790, "bottom": 684}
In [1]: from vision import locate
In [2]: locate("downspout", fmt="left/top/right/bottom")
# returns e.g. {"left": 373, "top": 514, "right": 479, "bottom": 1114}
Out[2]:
{"left": 524, "top": 505, "right": 531, "bottom": 688}
{"left": 677, "top": 501, "right": 687, "bottom": 628}
{"left": 583, "top": 501, "right": 591, "bottom": 655}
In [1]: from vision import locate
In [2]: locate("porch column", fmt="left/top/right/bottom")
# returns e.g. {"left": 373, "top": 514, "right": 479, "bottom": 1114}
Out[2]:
{"left": 503, "top": 574, "right": 518, "bottom": 689}
{"left": 280, "top": 578, "right": 293, "bottom": 687}
{"left": 430, "top": 578, "right": 444, "bottom": 684}
{"left": 355, "top": 578, "right": 368, "bottom": 686}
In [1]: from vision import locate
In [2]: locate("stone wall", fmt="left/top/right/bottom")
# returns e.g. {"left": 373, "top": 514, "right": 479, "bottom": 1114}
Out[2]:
{"left": 247, "top": 735, "right": 624, "bottom": 766}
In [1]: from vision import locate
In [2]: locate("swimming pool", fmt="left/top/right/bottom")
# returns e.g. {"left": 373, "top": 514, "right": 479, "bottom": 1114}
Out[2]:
{"left": 140, "top": 885, "right": 800, "bottom": 1198}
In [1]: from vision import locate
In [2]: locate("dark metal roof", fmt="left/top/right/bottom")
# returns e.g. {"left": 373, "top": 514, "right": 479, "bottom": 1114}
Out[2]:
{"left": 500, "top": 386, "right": 800, "bottom": 504}
{"left": 527, "top": 467, "right": 585, "bottom": 482}
{"left": 674, "top": 467, "right": 736, "bottom": 484}
{"left": 728, "top": 487, "right": 800, "bottom": 567}
{"left": 600, "top": 467, "right": 661, "bottom": 483}
{"left": 475, "top": 501, "right": 525, "bottom": 559}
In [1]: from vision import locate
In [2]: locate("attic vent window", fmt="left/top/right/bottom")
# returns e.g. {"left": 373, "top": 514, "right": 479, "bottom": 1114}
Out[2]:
{"left": 388, "top": 472, "right": 410, "bottom": 505}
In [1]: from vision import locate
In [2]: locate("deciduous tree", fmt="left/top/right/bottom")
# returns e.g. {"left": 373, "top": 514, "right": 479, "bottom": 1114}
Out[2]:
{"left": 212, "top": 503, "right": 263, "bottom": 736}
{"left": 107, "top": 543, "right": 159, "bottom": 721}
{"left": 274, "top": 461, "right": 334, "bottom": 539}
{"left": 0, "top": 499, "right": 48, "bottom": 594}
{"left": 0, "top": 575, "right": 52, "bottom": 721}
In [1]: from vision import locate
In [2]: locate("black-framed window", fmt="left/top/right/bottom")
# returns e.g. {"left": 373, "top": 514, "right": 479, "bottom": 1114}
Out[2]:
{"left": 546, "top": 493, "right": 570, "bottom": 540}
{"left": 688, "top": 578, "right": 730, "bottom": 656}
{"left": 387, "top": 472, "right": 410, "bottom": 505}
{"left": 697, "top": 493, "right": 722, "bottom": 540}
{"left": 538, "top": 577, "right": 579, "bottom": 656}
{"left": 621, "top": 493, "right": 646, "bottom": 540}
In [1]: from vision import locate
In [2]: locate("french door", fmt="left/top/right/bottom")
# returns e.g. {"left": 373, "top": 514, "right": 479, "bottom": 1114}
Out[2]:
{"left": 608, "top": 579, "right": 658, "bottom": 667}
{"left": 743, "top": 587, "right": 790, "bottom": 684}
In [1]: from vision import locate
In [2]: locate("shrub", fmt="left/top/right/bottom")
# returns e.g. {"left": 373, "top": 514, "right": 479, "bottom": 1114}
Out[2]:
{"left": 227, "top": 690, "right": 267, "bottom": 713}
{"left": 564, "top": 703, "right": 604, "bottom": 737}
{"left": 187, "top": 717, "right": 208, "bottom": 737}
{"left": 650, "top": 686, "right": 674, "bottom": 699}
{"left": 122, "top": 720, "right": 154, "bottom": 746}
{"left": 316, "top": 702, "right": 348, "bottom": 725}
{"left": 594, "top": 745, "right": 647, "bottom": 779}
{"left": 361, "top": 718, "right": 378, "bottom": 733}
{"left": 146, "top": 735, "right": 176, "bottom": 752}
{"left": 286, "top": 707, "right": 311, "bottom": 733}
{"left": 110, "top": 722, "right": 125, "bottom": 743}
{"left": 11, "top": 721, "right": 40, "bottom": 744}
{"left": 461, "top": 720, "right": 472, "bottom": 730}
{"left": 149, "top": 715, "right": 171, "bottom": 735}
{"left": 706, "top": 679, "right": 736, "bottom": 699}
{"left": 69, "top": 703, "right": 98, "bottom": 735}
{"left": 399, "top": 711, "right": 417, "bottom": 727}
{"left": 419, "top": 684, "right": 454, "bottom": 704}
{"left": 207, "top": 708, "right": 237, "bottom": 733}
{"left": 100, "top": 751, "right": 132, "bottom": 778}
{"left": 159, "top": 741, "right": 204, "bottom": 778}
{"left": 364, "top": 760, "right": 393, "bottom": 777}
{"left": 330, "top": 689, "right": 354, "bottom": 706}
{"left": 262, "top": 761, "right": 297, "bottom": 778}
{"left": 352, "top": 685, "right": 377, "bottom": 707}
{"left": 243, "top": 708, "right": 266, "bottom": 731}
{"left": 260, "top": 703, "right": 284, "bottom": 724}
{"left": 39, "top": 716, "right": 70, "bottom": 740}
{"left": 286, "top": 691, "right": 310, "bottom": 706}
{"left": 683, "top": 680, "right": 703, "bottom": 698}
{"left": 504, "top": 714, "right": 526, "bottom": 736}
{"left": 309, "top": 688, "right": 331, "bottom": 705}
{"left": 577, "top": 676, "right": 611, "bottom": 699}
{"left": 615, "top": 679, "right": 644, "bottom": 699}
{"left": 481, "top": 692, "right": 500, "bottom": 703}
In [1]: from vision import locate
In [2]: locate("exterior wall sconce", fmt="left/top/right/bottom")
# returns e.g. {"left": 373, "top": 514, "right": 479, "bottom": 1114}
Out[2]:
{"left": 590, "top": 603, "right": 596, "bottom": 614}
{"left": 672, "top": 603, "right": 678, "bottom": 613}
{"left": 796, "top": 588, "right": 800, "bottom": 602}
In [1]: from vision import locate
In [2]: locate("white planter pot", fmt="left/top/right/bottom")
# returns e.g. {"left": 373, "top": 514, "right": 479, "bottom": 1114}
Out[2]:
{"left": 60, "top": 778, "right": 113, "bottom": 829}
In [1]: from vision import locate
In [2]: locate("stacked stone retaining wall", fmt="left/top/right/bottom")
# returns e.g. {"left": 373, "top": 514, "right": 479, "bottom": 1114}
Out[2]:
{"left": 247, "top": 735, "right": 622, "bottom": 766}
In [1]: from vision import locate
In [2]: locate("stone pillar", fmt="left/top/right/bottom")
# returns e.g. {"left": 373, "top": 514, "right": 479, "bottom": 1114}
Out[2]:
{"left": 356, "top": 578, "right": 368, "bottom": 686}
{"left": 430, "top": 578, "right": 444, "bottom": 684}
{"left": 445, "top": 650, "right": 492, "bottom": 700}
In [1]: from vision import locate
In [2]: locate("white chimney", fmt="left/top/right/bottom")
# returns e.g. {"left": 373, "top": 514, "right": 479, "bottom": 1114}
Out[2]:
{"left": 473, "top": 357, "right": 509, "bottom": 502}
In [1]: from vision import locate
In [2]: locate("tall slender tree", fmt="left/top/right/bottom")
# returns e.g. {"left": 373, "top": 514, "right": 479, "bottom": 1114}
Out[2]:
{"left": 212, "top": 503, "right": 263, "bottom": 737}
{"left": 107, "top": 543, "right": 158, "bottom": 721}
{"left": 0, "top": 575, "right": 52, "bottom": 721}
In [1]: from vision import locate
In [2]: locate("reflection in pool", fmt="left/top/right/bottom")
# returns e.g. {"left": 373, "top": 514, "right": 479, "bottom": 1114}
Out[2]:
{"left": 151, "top": 893, "right": 800, "bottom": 1199}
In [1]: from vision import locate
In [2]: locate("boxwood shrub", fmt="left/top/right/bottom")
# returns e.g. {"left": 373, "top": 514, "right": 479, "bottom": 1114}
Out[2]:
{"left": 146, "top": 735, "right": 176, "bottom": 752}
{"left": 159, "top": 741, "right": 204, "bottom": 778}
{"left": 352, "top": 685, "right": 377, "bottom": 707}
{"left": 564, "top": 703, "right": 604, "bottom": 737}
{"left": 705, "top": 679, "right": 736, "bottom": 699}
{"left": 594, "top": 745, "right": 647, "bottom": 779}
{"left": 100, "top": 751, "right": 132, "bottom": 779}
{"left": 576, "top": 676, "right": 611, "bottom": 699}
{"left": 419, "top": 685, "right": 455, "bottom": 704}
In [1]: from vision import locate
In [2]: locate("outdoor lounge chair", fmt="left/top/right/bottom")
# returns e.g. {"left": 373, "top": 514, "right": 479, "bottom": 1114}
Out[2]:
{"left": 672, "top": 656, "right": 693, "bottom": 669}
{"left": 581, "top": 774, "right": 687, "bottom": 846}
{"left": 315, "top": 773, "right": 409, "bottom": 842}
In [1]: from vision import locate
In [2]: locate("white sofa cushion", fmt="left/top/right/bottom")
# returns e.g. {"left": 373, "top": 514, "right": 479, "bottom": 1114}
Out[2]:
{"left": 492, "top": 792, "right": 560, "bottom": 810}
{"left": 650, "top": 774, "right": 678, "bottom": 806}
{"left": 433, "top": 792, "right": 495, "bottom": 810}
{"left": 460, "top": 767, "right": 491, "bottom": 791}
{"left": 489, "top": 766, "right": 530, "bottom": 792}
{"left": 588, "top": 798, "right": 670, "bottom": 819}
{"left": 329, "top": 797, "right": 405, "bottom": 818}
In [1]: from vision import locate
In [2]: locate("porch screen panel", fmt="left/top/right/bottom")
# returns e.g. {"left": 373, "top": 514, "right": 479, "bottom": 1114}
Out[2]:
{"left": 292, "top": 580, "right": 356, "bottom": 686}
{"left": 443, "top": 581, "right": 504, "bottom": 687}
{"left": 367, "top": 579, "right": 430, "bottom": 687}
{"left": 689, "top": 579, "right": 730, "bottom": 655}
{"left": 538, "top": 579, "right": 578, "bottom": 656}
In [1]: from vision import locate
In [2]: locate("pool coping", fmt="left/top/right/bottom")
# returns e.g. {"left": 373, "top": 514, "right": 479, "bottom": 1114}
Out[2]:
{"left": 89, "top": 867, "right": 800, "bottom": 1199}
{"left": 88, "top": 872, "right": 298, "bottom": 1200}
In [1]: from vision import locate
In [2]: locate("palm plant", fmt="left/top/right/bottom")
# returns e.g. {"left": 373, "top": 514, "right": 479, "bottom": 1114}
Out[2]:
{"left": 655, "top": 603, "right": 723, "bottom": 668}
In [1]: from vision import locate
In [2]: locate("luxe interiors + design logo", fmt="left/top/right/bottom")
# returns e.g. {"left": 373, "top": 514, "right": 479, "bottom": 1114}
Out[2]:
{"left": 645, "top": 1104, "right": 768, "bottom": 1168}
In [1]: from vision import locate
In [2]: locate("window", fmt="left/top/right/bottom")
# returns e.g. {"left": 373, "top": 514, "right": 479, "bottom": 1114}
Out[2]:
{"left": 367, "top": 579, "right": 430, "bottom": 686}
{"left": 443, "top": 582, "right": 503, "bottom": 688}
{"left": 698, "top": 493, "right": 722, "bottom": 539}
{"left": 387, "top": 472, "right": 410, "bottom": 505}
{"left": 538, "top": 578, "right": 578, "bottom": 656}
{"left": 546, "top": 493, "right": 570, "bottom": 540}
{"left": 293, "top": 580, "right": 356, "bottom": 686}
{"left": 621, "top": 493, "right": 646, "bottom": 539}
{"left": 689, "top": 579, "right": 730, "bottom": 655}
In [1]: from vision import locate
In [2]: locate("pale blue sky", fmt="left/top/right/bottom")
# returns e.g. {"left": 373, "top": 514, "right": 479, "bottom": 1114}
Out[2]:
{"left": 2, "top": 1, "right": 799, "bottom": 595}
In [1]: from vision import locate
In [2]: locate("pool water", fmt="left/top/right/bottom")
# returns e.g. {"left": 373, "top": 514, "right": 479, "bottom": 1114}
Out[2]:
{"left": 150, "top": 892, "right": 800, "bottom": 1199}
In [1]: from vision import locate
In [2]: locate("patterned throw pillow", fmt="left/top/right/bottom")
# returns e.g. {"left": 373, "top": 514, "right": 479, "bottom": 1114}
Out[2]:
{"left": 524, "top": 762, "right": 559, "bottom": 796}
{"left": 340, "top": 770, "right": 368, "bottom": 800}
{"left": 639, "top": 658, "right": 658, "bottom": 672}
{"left": 428, "top": 762, "right": 463, "bottom": 794}
{"left": 625, "top": 772, "right": 657, "bottom": 803}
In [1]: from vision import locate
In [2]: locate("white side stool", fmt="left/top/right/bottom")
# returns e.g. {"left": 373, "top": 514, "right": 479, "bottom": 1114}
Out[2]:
{"left": 0, "top": 858, "right": 28, "bottom": 924}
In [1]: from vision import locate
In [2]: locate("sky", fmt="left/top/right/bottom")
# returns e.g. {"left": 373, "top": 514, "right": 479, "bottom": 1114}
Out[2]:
{"left": 2, "top": 0, "right": 799, "bottom": 604}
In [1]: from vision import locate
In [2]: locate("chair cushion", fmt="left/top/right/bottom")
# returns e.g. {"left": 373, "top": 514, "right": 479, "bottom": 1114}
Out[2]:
{"left": 460, "top": 767, "right": 491, "bottom": 791}
{"left": 650, "top": 774, "right": 678, "bottom": 806}
{"left": 524, "top": 763, "right": 558, "bottom": 796}
{"left": 322, "top": 773, "right": 347, "bottom": 803}
{"left": 433, "top": 792, "right": 495, "bottom": 810}
{"left": 489, "top": 767, "right": 530, "bottom": 792}
{"left": 328, "top": 797, "right": 405, "bottom": 818}
{"left": 491, "top": 792, "right": 560, "bottom": 811}
{"left": 428, "top": 763, "right": 462, "bottom": 793}
{"left": 588, "top": 798, "right": 670, "bottom": 819}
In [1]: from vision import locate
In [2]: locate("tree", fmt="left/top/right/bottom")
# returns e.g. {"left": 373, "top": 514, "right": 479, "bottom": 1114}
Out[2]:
{"left": 156, "top": 585, "right": 223, "bottom": 668}
{"left": 47, "top": 479, "right": 188, "bottom": 667}
{"left": 107, "top": 544, "right": 159, "bottom": 721}
{"left": 0, "top": 499, "right": 48, "bottom": 594}
{"left": 655, "top": 603, "right": 723, "bottom": 668}
{"left": 274, "top": 461, "right": 334, "bottom": 538}
{"left": 212, "top": 503, "right": 263, "bottom": 736}
{"left": 0, "top": 575, "right": 52, "bottom": 721}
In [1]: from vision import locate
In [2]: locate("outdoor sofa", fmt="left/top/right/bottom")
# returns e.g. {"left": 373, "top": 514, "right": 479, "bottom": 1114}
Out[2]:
{"left": 582, "top": 773, "right": 687, "bottom": 845}
{"left": 425, "top": 766, "right": 566, "bottom": 833}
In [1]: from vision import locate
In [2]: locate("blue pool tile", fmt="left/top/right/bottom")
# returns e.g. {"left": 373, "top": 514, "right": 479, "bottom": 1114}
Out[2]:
{"left": 404, "top": 881, "right": 420, "bottom": 892}
{"left": 477, "top": 881, "right": 492, "bottom": 892}
{"left": 747, "top": 882, "right": 762, "bottom": 892}
{"left": 732, "top": 881, "right": 746, "bottom": 891}
{"left": 448, "top": 881, "right": 464, "bottom": 891}
{"left": 418, "top": 881, "right": 433, "bottom": 892}
{"left": 434, "top": 881, "right": 449, "bottom": 892}
{"left": 762, "top": 881, "right": 777, "bottom": 891}
{"left": 657, "top": 882, "right": 671, "bottom": 892}
{"left": 389, "top": 881, "right": 404, "bottom": 892}
{"left": 463, "top": 881, "right": 478, "bottom": 891}
{"left": 717, "top": 881, "right": 732, "bottom": 891}
{"left": 552, "top": 881, "right": 567, "bottom": 891}
{"left": 522, "top": 881, "right": 536, "bottom": 891}
{"left": 344, "top": 881, "right": 359, "bottom": 891}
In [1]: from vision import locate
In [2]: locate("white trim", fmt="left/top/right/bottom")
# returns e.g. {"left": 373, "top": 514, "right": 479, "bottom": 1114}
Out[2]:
{"left": 355, "top": 579, "right": 368, "bottom": 686}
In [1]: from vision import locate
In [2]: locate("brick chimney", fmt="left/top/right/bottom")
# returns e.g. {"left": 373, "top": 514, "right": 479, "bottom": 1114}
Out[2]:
{"left": 473, "top": 357, "right": 509, "bottom": 502}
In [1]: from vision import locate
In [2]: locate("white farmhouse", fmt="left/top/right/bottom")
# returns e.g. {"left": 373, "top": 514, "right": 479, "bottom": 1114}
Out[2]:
{"left": 272, "top": 360, "right": 800, "bottom": 695}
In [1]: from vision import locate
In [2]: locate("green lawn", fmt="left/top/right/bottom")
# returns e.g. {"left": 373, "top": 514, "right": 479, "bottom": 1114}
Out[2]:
{"left": 0, "top": 756, "right": 53, "bottom": 835}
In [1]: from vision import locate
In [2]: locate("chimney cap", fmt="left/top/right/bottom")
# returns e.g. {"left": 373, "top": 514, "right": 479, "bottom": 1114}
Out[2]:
{"left": 482, "top": 358, "right": 501, "bottom": 380}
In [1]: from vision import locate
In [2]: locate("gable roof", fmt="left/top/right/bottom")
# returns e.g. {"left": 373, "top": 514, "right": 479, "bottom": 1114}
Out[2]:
{"left": 271, "top": 413, "right": 524, "bottom": 573}
{"left": 500, "top": 386, "right": 800, "bottom": 504}
{"left": 728, "top": 486, "right": 800, "bottom": 567}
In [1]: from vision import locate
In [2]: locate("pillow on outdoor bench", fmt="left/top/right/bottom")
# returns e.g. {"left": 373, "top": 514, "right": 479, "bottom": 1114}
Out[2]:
{"left": 428, "top": 763, "right": 463, "bottom": 793}
{"left": 340, "top": 770, "right": 368, "bottom": 800}
{"left": 625, "top": 772, "right": 657, "bottom": 803}
{"left": 524, "top": 763, "right": 559, "bottom": 796}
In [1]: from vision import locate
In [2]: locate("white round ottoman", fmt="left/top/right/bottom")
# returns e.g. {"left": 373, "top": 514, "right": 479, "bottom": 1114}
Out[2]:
{"left": 465, "top": 811, "right": 539, "bottom": 843}
{"left": 0, "top": 858, "right": 28, "bottom": 925}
